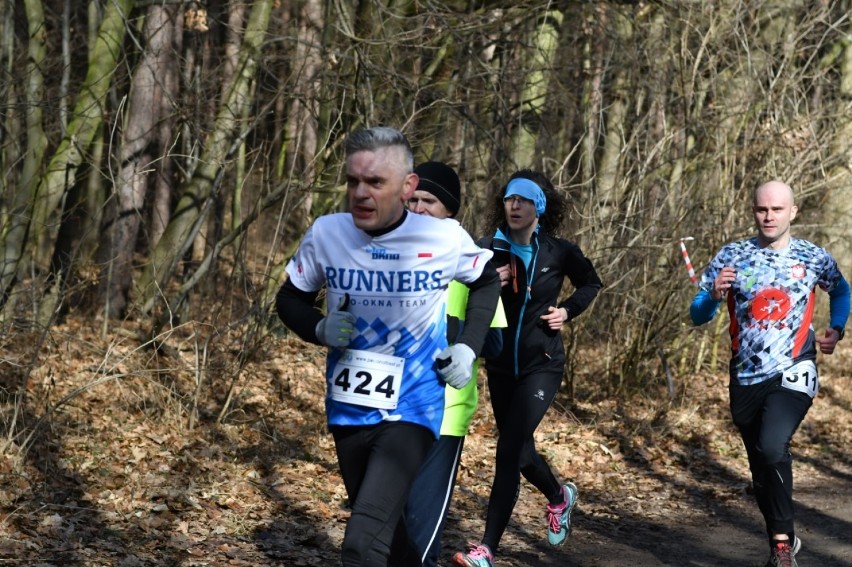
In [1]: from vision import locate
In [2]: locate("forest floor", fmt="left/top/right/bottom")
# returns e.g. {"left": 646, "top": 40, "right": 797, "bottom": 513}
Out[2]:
{"left": 0, "top": 320, "right": 850, "bottom": 566}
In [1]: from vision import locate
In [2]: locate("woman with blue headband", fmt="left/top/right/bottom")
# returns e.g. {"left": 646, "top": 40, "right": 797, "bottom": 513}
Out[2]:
{"left": 453, "top": 170, "right": 603, "bottom": 567}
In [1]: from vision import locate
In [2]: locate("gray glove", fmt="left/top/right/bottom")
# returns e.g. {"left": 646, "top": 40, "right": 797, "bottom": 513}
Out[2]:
{"left": 315, "top": 294, "right": 356, "bottom": 347}
{"left": 436, "top": 343, "right": 476, "bottom": 389}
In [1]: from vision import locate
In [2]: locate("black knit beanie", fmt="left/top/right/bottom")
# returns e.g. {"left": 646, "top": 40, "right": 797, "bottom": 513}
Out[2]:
{"left": 414, "top": 161, "right": 461, "bottom": 217}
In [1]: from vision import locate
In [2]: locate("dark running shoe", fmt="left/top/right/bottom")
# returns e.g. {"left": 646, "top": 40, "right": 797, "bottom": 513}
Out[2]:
{"left": 765, "top": 539, "right": 798, "bottom": 567}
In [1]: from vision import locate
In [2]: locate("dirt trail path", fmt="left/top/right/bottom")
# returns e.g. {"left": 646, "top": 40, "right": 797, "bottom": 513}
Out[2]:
{"left": 1, "top": 334, "right": 849, "bottom": 566}
{"left": 437, "top": 372, "right": 852, "bottom": 567}
{"left": 449, "top": 464, "right": 852, "bottom": 566}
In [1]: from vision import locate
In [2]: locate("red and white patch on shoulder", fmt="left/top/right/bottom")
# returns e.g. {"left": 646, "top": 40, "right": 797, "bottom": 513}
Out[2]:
{"left": 791, "top": 264, "right": 806, "bottom": 279}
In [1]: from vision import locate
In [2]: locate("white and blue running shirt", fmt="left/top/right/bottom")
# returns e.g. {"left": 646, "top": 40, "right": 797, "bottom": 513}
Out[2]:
{"left": 699, "top": 237, "right": 843, "bottom": 385}
{"left": 285, "top": 212, "right": 493, "bottom": 437}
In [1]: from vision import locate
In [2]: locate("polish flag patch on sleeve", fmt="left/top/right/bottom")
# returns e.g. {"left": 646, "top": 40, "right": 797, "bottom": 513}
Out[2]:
{"left": 418, "top": 252, "right": 433, "bottom": 258}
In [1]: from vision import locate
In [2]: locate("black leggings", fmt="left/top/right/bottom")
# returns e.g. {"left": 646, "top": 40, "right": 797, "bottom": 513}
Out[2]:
{"left": 730, "top": 376, "right": 812, "bottom": 541}
{"left": 331, "top": 421, "right": 433, "bottom": 567}
{"left": 481, "top": 369, "right": 564, "bottom": 551}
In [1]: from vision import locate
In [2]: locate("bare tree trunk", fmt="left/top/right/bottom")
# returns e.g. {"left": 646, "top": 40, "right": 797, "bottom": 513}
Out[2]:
{"left": 222, "top": 1, "right": 246, "bottom": 94}
{"left": 483, "top": 8, "right": 520, "bottom": 186}
{"left": 259, "top": 0, "right": 326, "bottom": 306}
{"left": 98, "top": 4, "right": 177, "bottom": 319}
{"left": 20, "top": 0, "right": 47, "bottom": 227}
{"left": 0, "top": 0, "right": 12, "bottom": 196}
{"left": 281, "top": 0, "right": 323, "bottom": 213}
{"left": 137, "top": 0, "right": 274, "bottom": 316}
{"left": 190, "top": 2, "right": 247, "bottom": 275}
{"left": 59, "top": 0, "right": 70, "bottom": 137}
{"left": 0, "top": 0, "right": 133, "bottom": 320}
{"left": 822, "top": 12, "right": 852, "bottom": 275}
{"left": 543, "top": 4, "right": 583, "bottom": 187}
{"left": 150, "top": 8, "right": 182, "bottom": 250}
{"left": 513, "top": 9, "right": 562, "bottom": 167}
{"left": 225, "top": 0, "right": 247, "bottom": 242}
{"left": 0, "top": 0, "right": 47, "bottom": 313}
{"left": 79, "top": 0, "right": 107, "bottom": 264}
{"left": 580, "top": 3, "right": 605, "bottom": 190}
{"left": 593, "top": 12, "right": 631, "bottom": 228}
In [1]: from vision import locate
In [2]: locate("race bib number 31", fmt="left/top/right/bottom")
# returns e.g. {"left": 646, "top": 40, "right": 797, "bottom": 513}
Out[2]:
{"left": 329, "top": 349, "right": 404, "bottom": 409}
{"left": 781, "top": 360, "right": 819, "bottom": 398}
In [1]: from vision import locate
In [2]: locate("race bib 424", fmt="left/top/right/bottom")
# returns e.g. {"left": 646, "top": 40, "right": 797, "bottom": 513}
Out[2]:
{"left": 329, "top": 349, "right": 404, "bottom": 409}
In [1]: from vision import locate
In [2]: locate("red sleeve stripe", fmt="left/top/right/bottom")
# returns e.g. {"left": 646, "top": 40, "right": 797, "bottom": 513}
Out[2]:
{"left": 793, "top": 290, "right": 816, "bottom": 357}
{"left": 727, "top": 293, "right": 739, "bottom": 352}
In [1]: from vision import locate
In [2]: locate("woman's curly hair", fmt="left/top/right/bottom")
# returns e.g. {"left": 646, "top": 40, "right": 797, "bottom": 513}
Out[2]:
{"left": 485, "top": 169, "right": 566, "bottom": 236}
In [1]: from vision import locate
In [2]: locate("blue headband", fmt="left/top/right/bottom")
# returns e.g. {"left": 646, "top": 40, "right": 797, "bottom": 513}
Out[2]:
{"left": 505, "top": 178, "right": 547, "bottom": 217}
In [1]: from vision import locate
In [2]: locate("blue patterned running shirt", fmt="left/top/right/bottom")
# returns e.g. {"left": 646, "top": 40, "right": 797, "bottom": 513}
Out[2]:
{"left": 285, "top": 212, "right": 493, "bottom": 437}
{"left": 699, "top": 237, "right": 843, "bottom": 385}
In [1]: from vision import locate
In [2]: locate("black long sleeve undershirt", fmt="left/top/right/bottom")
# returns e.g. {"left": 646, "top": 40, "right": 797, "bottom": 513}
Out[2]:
{"left": 276, "top": 280, "right": 323, "bottom": 345}
{"left": 455, "top": 260, "right": 501, "bottom": 357}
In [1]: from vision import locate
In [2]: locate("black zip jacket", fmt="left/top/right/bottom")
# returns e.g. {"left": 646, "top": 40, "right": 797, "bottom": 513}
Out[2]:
{"left": 478, "top": 227, "right": 603, "bottom": 378}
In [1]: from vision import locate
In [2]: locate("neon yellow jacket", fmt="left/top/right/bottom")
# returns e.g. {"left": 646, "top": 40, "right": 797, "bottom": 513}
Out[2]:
{"left": 441, "top": 281, "right": 507, "bottom": 436}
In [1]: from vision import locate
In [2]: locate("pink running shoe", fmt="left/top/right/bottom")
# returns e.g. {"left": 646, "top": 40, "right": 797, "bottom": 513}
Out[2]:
{"left": 452, "top": 542, "right": 493, "bottom": 567}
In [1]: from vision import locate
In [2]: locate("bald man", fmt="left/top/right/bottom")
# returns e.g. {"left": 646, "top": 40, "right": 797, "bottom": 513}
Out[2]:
{"left": 690, "top": 180, "right": 850, "bottom": 567}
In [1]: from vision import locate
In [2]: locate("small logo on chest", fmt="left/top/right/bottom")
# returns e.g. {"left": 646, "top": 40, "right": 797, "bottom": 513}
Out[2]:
{"left": 791, "top": 264, "right": 806, "bottom": 279}
{"left": 367, "top": 247, "right": 400, "bottom": 261}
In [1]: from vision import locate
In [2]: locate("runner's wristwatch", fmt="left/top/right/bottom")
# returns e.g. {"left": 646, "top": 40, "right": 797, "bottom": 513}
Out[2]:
{"left": 831, "top": 325, "right": 845, "bottom": 340}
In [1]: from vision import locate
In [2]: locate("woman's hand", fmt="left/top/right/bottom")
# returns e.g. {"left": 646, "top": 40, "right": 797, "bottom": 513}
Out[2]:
{"left": 540, "top": 306, "right": 568, "bottom": 330}
{"left": 496, "top": 264, "right": 512, "bottom": 288}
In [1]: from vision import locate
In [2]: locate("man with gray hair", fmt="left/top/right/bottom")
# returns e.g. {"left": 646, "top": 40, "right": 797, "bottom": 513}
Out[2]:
{"left": 276, "top": 127, "right": 500, "bottom": 566}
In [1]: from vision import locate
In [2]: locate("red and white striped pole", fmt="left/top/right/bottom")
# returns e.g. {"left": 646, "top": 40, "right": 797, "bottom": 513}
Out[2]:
{"left": 679, "top": 237, "right": 698, "bottom": 285}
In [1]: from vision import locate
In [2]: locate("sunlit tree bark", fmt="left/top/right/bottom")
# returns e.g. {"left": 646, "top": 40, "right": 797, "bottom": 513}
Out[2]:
{"left": 97, "top": 4, "right": 178, "bottom": 319}
{"left": 1, "top": 0, "right": 135, "bottom": 323}
{"left": 136, "top": 0, "right": 274, "bottom": 315}
{"left": 225, "top": 0, "right": 248, "bottom": 244}
{"left": 589, "top": 9, "right": 631, "bottom": 232}
{"left": 0, "top": 0, "right": 13, "bottom": 207}
{"left": 822, "top": 12, "right": 852, "bottom": 276}
{"left": 580, "top": 3, "right": 605, "bottom": 190}
{"left": 0, "top": 0, "right": 46, "bottom": 312}
{"left": 513, "top": 9, "right": 562, "bottom": 167}
{"left": 150, "top": 9, "right": 182, "bottom": 250}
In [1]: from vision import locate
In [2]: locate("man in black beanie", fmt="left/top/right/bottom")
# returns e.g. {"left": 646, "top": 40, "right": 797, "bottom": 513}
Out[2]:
{"left": 408, "top": 161, "right": 462, "bottom": 218}
{"left": 392, "top": 161, "right": 506, "bottom": 567}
